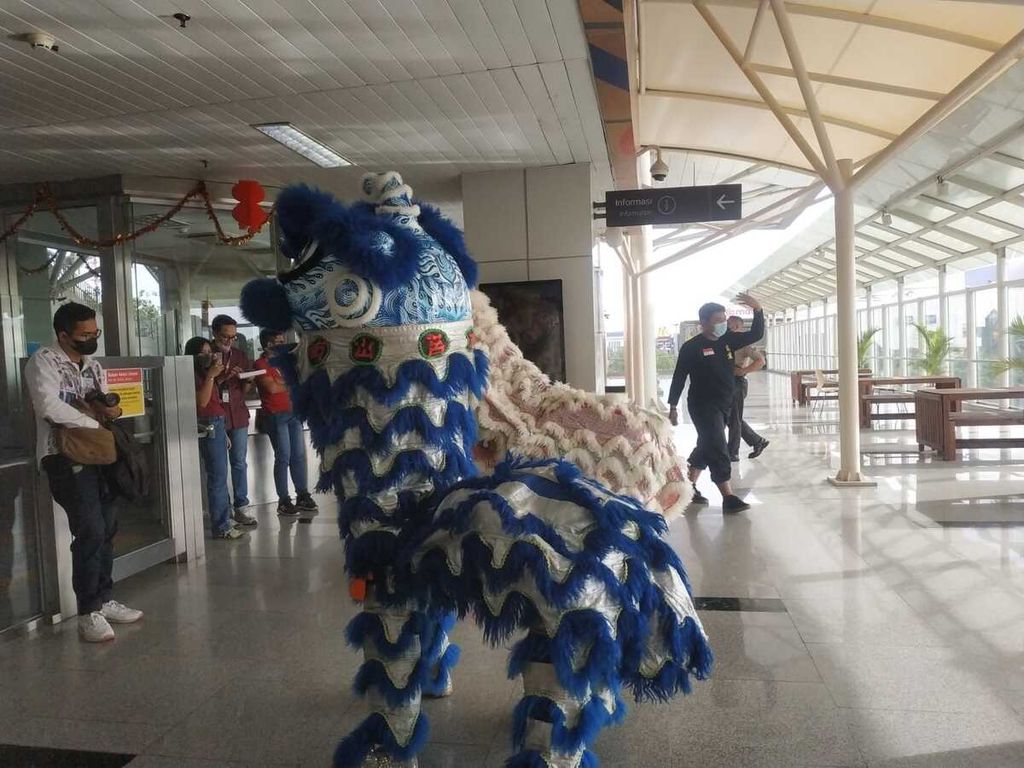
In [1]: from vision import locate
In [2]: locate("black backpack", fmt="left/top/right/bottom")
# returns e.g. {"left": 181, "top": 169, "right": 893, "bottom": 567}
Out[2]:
{"left": 102, "top": 420, "right": 151, "bottom": 505}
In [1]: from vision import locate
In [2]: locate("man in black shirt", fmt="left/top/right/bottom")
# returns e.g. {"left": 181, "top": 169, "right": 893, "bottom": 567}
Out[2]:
{"left": 668, "top": 293, "right": 764, "bottom": 513}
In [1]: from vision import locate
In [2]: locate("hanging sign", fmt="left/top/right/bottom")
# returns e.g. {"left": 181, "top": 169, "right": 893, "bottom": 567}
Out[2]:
{"left": 602, "top": 184, "right": 742, "bottom": 227}
{"left": 105, "top": 368, "right": 145, "bottom": 418}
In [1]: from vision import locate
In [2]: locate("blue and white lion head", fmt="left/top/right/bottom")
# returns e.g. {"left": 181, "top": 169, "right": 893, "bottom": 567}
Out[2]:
{"left": 241, "top": 172, "right": 479, "bottom": 334}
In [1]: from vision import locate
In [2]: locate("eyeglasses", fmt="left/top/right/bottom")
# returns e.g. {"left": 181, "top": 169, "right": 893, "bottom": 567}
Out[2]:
{"left": 217, "top": 334, "right": 238, "bottom": 342}
{"left": 72, "top": 330, "right": 103, "bottom": 341}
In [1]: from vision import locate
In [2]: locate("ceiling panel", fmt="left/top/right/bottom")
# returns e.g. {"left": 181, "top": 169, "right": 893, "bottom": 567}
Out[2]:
{"left": 0, "top": 0, "right": 613, "bottom": 198}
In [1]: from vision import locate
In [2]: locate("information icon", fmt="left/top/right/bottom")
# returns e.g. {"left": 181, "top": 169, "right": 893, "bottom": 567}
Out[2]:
{"left": 657, "top": 195, "right": 677, "bottom": 215}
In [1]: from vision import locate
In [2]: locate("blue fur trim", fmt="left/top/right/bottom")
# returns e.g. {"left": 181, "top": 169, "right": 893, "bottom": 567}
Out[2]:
{"left": 417, "top": 202, "right": 478, "bottom": 288}
{"left": 240, "top": 277, "right": 293, "bottom": 332}
{"left": 321, "top": 448, "right": 476, "bottom": 497}
{"left": 512, "top": 692, "right": 626, "bottom": 753}
{"left": 344, "top": 530, "right": 401, "bottom": 578}
{"left": 333, "top": 711, "right": 429, "bottom": 768}
{"left": 346, "top": 611, "right": 425, "bottom": 656}
{"left": 275, "top": 185, "right": 423, "bottom": 291}
{"left": 318, "top": 401, "right": 478, "bottom": 459}
{"left": 422, "top": 644, "right": 461, "bottom": 697}
{"left": 354, "top": 656, "right": 431, "bottom": 708}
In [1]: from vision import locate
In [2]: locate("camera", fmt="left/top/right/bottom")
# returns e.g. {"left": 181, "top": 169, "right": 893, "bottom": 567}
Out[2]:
{"left": 650, "top": 148, "right": 669, "bottom": 182}
{"left": 84, "top": 390, "right": 121, "bottom": 408}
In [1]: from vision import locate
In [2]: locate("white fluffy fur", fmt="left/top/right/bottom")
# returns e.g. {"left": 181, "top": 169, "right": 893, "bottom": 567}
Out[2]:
{"left": 470, "top": 291, "right": 691, "bottom": 518}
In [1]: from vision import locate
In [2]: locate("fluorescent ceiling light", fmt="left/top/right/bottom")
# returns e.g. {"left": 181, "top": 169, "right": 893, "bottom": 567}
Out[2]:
{"left": 253, "top": 123, "right": 350, "bottom": 168}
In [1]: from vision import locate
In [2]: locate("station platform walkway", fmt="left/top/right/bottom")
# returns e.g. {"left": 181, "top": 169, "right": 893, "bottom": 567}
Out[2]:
{"left": 1, "top": 375, "right": 1023, "bottom": 767}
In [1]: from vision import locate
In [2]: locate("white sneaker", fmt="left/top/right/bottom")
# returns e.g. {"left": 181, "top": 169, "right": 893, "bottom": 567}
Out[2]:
{"left": 101, "top": 600, "right": 143, "bottom": 624}
{"left": 78, "top": 612, "right": 115, "bottom": 643}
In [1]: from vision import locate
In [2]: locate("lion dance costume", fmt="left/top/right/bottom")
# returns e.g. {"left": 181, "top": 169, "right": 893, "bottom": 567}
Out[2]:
{"left": 241, "top": 173, "right": 712, "bottom": 768}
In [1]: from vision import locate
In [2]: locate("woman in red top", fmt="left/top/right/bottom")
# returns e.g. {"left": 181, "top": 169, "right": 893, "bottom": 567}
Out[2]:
{"left": 185, "top": 337, "right": 245, "bottom": 540}
{"left": 255, "top": 330, "right": 317, "bottom": 516}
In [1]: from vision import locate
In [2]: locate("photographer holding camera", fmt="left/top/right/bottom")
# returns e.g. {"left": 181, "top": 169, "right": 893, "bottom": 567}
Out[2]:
{"left": 185, "top": 336, "right": 246, "bottom": 541}
{"left": 25, "top": 302, "right": 144, "bottom": 643}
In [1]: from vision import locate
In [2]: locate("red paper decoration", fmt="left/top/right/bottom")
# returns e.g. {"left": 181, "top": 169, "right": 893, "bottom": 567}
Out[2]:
{"left": 232, "top": 179, "right": 269, "bottom": 231}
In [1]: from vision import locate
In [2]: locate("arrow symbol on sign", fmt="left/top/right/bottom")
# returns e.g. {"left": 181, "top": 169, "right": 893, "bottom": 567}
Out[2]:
{"left": 716, "top": 194, "right": 736, "bottom": 210}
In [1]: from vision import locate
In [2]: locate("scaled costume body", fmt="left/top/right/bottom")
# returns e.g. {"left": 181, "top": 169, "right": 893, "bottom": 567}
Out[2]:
{"left": 241, "top": 173, "right": 711, "bottom": 768}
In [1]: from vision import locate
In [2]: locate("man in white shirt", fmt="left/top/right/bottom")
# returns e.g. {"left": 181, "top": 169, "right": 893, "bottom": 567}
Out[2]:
{"left": 24, "top": 302, "right": 143, "bottom": 642}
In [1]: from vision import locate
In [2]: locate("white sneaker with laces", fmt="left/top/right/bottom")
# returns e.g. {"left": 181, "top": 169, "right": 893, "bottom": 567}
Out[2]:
{"left": 101, "top": 600, "right": 143, "bottom": 624}
{"left": 78, "top": 611, "right": 115, "bottom": 643}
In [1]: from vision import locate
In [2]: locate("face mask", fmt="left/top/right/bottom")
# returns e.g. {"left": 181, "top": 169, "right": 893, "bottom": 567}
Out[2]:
{"left": 711, "top": 321, "right": 728, "bottom": 339}
{"left": 71, "top": 338, "right": 98, "bottom": 356}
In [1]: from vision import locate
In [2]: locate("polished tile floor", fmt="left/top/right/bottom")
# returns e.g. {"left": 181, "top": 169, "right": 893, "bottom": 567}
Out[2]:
{"left": 2, "top": 374, "right": 1023, "bottom": 767}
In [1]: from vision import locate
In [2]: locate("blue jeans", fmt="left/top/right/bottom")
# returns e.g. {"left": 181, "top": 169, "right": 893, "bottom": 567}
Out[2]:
{"left": 266, "top": 411, "right": 309, "bottom": 501}
{"left": 199, "top": 418, "right": 232, "bottom": 535}
{"left": 43, "top": 456, "right": 115, "bottom": 614}
{"left": 227, "top": 426, "right": 250, "bottom": 509}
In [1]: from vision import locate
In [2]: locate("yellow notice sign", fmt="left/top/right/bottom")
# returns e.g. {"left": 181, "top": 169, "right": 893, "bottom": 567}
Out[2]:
{"left": 106, "top": 368, "right": 145, "bottom": 418}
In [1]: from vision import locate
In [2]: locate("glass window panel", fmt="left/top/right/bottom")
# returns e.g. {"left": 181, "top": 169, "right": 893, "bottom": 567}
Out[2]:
{"left": 974, "top": 287, "right": 999, "bottom": 387}
{"left": 1006, "top": 285, "right": 1024, "bottom": 387}
{"left": 948, "top": 216, "right": 1016, "bottom": 243}
{"left": 947, "top": 293, "right": 970, "bottom": 385}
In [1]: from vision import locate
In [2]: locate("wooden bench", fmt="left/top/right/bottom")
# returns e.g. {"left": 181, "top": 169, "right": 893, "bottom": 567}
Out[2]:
{"left": 862, "top": 392, "right": 914, "bottom": 423}
{"left": 858, "top": 376, "right": 960, "bottom": 428}
{"left": 916, "top": 387, "right": 1024, "bottom": 459}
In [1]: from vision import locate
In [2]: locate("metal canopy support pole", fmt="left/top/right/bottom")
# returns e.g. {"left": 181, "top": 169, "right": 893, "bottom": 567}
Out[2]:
{"left": 636, "top": 155, "right": 660, "bottom": 408}
{"left": 938, "top": 266, "right": 948, "bottom": 329}
{"left": 897, "top": 277, "right": 907, "bottom": 376}
{"left": 966, "top": 289, "right": 977, "bottom": 388}
{"left": 997, "top": 247, "right": 1009, "bottom": 387}
{"left": 830, "top": 158, "right": 873, "bottom": 486}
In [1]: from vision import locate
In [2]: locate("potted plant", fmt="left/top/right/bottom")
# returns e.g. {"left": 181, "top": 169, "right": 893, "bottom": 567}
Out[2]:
{"left": 992, "top": 315, "right": 1024, "bottom": 376}
{"left": 913, "top": 323, "right": 954, "bottom": 376}
{"left": 857, "top": 328, "right": 880, "bottom": 370}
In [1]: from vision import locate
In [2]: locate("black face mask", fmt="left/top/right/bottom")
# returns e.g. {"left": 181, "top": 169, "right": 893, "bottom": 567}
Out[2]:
{"left": 70, "top": 338, "right": 99, "bottom": 356}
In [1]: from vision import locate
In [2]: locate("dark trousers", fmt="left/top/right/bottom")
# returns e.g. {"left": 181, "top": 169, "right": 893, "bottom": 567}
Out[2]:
{"left": 42, "top": 455, "right": 116, "bottom": 614}
{"left": 728, "top": 377, "right": 764, "bottom": 456}
{"left": 687, "top": 403, "right": 732, "bottom": 484}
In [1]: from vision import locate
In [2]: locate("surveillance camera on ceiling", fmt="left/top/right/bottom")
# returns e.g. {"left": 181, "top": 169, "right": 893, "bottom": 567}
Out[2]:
{"left": 24, "top": 32, "right": 58, "bottom": 52}
{"left": 650, "top": 148, "right": 669, "bottom": 183}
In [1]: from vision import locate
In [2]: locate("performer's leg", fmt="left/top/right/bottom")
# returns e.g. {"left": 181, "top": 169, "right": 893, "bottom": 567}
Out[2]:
{"left": 421, "top": 611, "right": 460, "bottom": 698}
{"left": 335, "top": 590, "right": 428, "bottom": 768}
{"left": 507, "top": 631, "right": 623, "bottom": 768}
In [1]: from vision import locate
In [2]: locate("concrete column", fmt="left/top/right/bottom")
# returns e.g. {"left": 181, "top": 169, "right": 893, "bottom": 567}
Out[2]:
{"left": 897, "top": 277, "right": 906, "bottom": 376}
{"left": 463, "top": 164, "right": 598, "bottom": 390}
{"left": 97, "top": 194, "right": 137, "bottom": 356}
{"left": 831, "top": 158, "right": 871, "bottom": 485}
{"left": 997, "top": 247, "right": 1009, "bottom": 386}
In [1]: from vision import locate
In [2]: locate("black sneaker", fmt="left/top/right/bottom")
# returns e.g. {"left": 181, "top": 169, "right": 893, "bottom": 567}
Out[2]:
{"left": 277, "top": 498, "right": 300, "bottom": 517}
{"left": 729, "top": 454, "right": 740, "bottom": 462}
{"left": 690, "top": 487, "right": 709, "bottom": 506}
{"left": 748, "top": 439, "right": 770, "bottom": 459}
{"left": 722, "top": 495, "right": 751, "bottom": 514}
{"left": 295, "top": 492, "right": 319, "bottom": 512}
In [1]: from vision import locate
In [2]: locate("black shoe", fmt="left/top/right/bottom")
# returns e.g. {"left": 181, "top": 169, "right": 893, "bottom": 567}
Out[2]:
{"left": 277, "top": 498, "right": 300, "bottom": 517}
{"left": 690, "top": 487, "right": 709, "bottom": 506}
{"left": 295, "top": 492, "right": 319, "bottom": 512}
{"left": 729, "top": 454, "right": 740, "bottom": 462}
{"left": 748, "top": 440, "right": 770, "bottom": 459}
{"left": 722, "top": 495, "right": 751, "bottom": 514}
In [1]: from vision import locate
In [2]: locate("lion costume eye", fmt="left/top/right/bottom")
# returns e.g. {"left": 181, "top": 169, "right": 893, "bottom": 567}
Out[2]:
{"left": 326, "top": 269, "right": 382, "bottom": 327}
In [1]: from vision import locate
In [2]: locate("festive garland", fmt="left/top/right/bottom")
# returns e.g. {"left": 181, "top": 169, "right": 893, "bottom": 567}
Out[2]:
{"left": 0, "top": 181, "right": 274, "bottom": 248}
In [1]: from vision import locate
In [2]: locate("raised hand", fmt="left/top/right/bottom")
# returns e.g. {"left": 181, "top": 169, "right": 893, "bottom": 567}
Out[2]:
{"left": 735, "top": 291, "right": 762, "bottom": 311}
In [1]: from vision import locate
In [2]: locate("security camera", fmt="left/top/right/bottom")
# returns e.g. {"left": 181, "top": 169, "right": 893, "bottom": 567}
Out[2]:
{"left": 650, "top": 148, "right": 669, "bottom": 182}
{"left": 24, "top": 32, "right": 58, "bottom": 52}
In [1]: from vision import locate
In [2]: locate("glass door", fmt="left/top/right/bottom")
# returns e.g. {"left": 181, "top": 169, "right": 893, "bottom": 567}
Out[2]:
{"left": 2, "top": 206, "right": 102, "bottom": 632}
